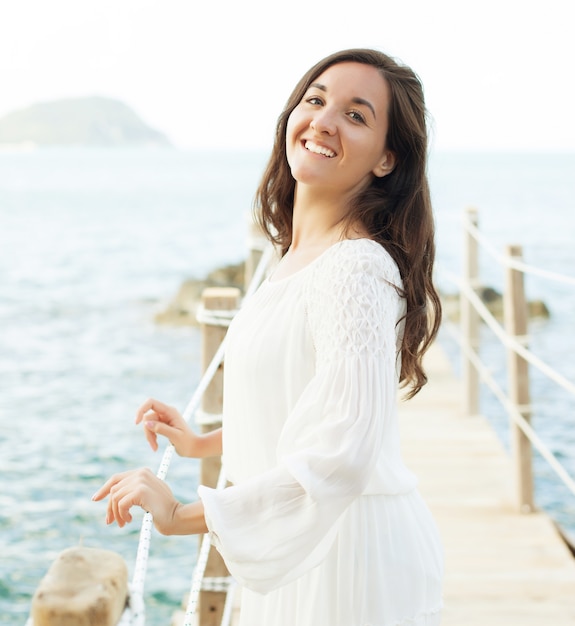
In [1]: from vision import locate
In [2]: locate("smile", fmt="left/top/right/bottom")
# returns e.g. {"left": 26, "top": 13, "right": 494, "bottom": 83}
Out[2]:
{"left": 304, "top": 140, "right": 336, "bottom": 158}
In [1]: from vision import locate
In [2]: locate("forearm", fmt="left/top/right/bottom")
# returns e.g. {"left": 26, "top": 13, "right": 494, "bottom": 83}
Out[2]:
{"left": 169, "top": 500, "right": 209, "bottom": 535}
{"left": 195, "top": 427, "right": 223, "bottom": 458}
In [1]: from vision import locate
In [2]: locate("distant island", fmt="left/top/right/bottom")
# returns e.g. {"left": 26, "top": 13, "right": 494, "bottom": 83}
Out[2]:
{"left": 0, "top": 96, "right": 171, "bottom": 147}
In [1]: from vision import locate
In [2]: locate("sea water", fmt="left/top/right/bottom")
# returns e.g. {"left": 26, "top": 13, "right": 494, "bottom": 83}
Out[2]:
{"left": 0, "top": 148, "right": 573, "bottom": 625}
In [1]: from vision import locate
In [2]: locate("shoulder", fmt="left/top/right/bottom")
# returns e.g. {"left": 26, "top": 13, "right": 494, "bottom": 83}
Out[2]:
{"left": 311, "top": 238, "right": 402, "bottom": 290}
{"left": 303, "top": 239, "right": 402, "bottom": 359}
{"left": 304, "top": 239, "right": 404, "bottom": 318}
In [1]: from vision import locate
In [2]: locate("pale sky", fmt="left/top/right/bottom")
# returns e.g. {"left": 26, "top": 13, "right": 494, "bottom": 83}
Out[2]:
{"left": 1, "top": 0, "right": 574, "bottom": 152}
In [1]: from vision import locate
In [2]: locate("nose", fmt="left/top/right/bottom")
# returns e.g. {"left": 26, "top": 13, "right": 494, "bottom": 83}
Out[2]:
{"left": 310, "top": 107, "right": 337, "bottom": 135}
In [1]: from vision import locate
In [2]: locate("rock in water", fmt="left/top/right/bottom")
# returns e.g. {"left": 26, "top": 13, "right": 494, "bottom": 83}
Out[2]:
{"left": 31, "top": 546, "right": 129, "bottom": 626}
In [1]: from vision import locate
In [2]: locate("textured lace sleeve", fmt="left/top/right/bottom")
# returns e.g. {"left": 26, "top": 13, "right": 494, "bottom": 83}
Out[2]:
{"left": 306, "top": 240, "right": 401, "bottom": 364}
{"left": 198, "top": 240, "right": 405, "bottom": 593}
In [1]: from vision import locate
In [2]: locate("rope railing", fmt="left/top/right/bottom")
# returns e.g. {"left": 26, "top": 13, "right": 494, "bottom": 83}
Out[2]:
{"left": 440, "top": 206, "right": 575, "bottom": 513}
{"left": 461, "top": 211, "right": 575, "bottom": 286}
{"left": 440, "top": 266, "right": 575, "bottom": 399}
{"left": 122, "top": 243, "right": 274, "bottom": 625}
{"left": 441, "top": 317, "right": 575, "bottom": 500}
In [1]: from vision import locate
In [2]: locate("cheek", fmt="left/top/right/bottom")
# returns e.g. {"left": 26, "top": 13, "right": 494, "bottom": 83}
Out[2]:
{"left": 285, "top": 115, "right": 295, "bottom": 145}
{"left": 285, "top": 109, "right": 301, "bottom": 144}
{"left": 285, "top": 110, "right": 303, "bottom": 165}
{"left": 286, "top": 104, "right": 311, "bottom": 139}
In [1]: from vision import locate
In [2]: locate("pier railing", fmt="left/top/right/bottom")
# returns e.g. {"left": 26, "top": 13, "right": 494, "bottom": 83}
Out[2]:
{"left": 439, "top": 206, "right": 575, "bottom": 514}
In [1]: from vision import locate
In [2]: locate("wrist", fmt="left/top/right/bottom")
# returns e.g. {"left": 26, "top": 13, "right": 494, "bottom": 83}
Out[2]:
{"left": 169, "top": 501, "right": 208, "bottom": 535}
{"left": 197, "top": 428, "right": 223, "bottom": 458}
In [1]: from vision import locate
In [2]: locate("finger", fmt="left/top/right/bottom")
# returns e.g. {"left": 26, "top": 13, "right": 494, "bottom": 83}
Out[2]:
{"left": 117, "top": 492, "right": 134, "bottom": 525}
{"left": 106, "top": 496, "right": 116, "bottom": 526}
{"left": 108, "top": 489, "right": 128, "bottom": 527}
{"left": 135, "top": 408, "right": 159, "bottom": 426}
{"left": 92, "top": 472, "right": 129, "bottom": 501}
{"left": 146, "top": 420, "right": 178, "bottom": 443}
{"left": 135, "top": 398, "right": 171, "bottom": 424}
{"left": 109, "top": 481, "right": 133, "bottom": 527}
{"left": 143, "top": 419, "right": 159, "bottom": 451}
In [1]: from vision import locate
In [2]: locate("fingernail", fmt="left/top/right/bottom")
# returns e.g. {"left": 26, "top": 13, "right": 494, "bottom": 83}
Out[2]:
{"left": 145, "top": 421, "right": 156, "bottom": 430}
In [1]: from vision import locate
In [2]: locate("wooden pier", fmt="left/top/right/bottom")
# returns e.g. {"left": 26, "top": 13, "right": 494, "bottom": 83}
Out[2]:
{"left": 400, "top": 342, "right": 575, "bottom": 625}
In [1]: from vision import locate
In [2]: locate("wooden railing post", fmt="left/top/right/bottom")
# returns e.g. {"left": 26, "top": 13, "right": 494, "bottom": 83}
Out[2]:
{"left": 503, "top": 245, "right": 534, "bottom": 513}
{"left": 461, "top": 206, "right": 480, "bottom": 415}
{"left": 244, "top": 216, "right": 268, "bottom": 290}
{"left": 197, "top": 287, "right": 240, "bottom": 625}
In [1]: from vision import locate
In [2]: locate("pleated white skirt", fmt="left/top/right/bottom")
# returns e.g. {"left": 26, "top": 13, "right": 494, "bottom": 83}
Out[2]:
{"left": 238, "top": 489, "right": 443, "bottom": 626}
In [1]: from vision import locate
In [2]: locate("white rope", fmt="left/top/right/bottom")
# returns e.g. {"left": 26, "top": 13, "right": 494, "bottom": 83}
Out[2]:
{"left": 220, "top": 580, "right": 239, "bottom": 626}
{"left": 462, "top": 214, "right": 575, "bottom": 286}
{"left": 443, "top": 319, "right": 575, "bottom": 498}
{"left": 440, "top": 265, "right": 575, "bottom": 399}
{"left": 196, "top": 307, "right": 237, "bottom": 327}
{"left": 244, "top": 245, "right": 275, "bottom": 299}
{"left": 126, "top": 244, "right": 274, "bottom": 623}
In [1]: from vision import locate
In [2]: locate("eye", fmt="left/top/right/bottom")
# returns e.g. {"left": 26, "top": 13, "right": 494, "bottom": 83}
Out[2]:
{"left": 305, "top": 96, "right": 324, "bottom": 106}
{"left": 348, "top": 110, "right": 366, "bottom": 124}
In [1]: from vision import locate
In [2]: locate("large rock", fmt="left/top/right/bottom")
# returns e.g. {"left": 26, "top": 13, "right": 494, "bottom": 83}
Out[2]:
{"left": 31, "top": 546, "right": 129, "bottom": 626}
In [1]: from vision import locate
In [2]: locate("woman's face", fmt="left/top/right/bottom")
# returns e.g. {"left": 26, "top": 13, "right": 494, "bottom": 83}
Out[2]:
{"left": 286, "top": 62, "right": 395, "bottom": 197}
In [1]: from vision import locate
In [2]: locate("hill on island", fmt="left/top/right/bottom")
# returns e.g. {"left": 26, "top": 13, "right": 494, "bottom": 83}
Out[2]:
{"left": 0, "top": 96, "right": 171, "bottom": 147}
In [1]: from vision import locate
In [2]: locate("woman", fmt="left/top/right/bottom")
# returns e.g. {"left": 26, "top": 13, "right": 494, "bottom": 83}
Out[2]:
{"left": 94, "top": 48, "right": 444, "bottom": 625}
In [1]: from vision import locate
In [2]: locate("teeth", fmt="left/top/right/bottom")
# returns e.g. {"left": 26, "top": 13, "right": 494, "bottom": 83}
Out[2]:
{"left": 304, "top": 140, "right": 335, "bottom": 158}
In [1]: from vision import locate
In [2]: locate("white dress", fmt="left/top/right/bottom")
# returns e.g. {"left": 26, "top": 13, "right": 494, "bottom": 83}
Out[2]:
{"left": 198, "top": 238, "right": 443, "bottom": 626}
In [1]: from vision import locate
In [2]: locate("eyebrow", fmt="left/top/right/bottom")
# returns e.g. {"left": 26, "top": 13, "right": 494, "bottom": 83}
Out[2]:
{"left": 309, "top": 82, "right": 377, "bottom": 119}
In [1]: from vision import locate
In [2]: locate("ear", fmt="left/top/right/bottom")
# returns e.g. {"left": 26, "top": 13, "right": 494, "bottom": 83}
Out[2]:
{"left": 372, "top": 151, "right": 396, "bottom": 178}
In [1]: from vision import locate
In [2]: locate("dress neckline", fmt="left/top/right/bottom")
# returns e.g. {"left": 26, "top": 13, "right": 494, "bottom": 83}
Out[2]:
{"left": 267, "top": 238, "right": 377, "bottom": 285}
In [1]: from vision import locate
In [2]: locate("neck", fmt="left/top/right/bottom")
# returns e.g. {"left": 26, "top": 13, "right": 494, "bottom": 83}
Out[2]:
{"left": 291, "top": 186, "right": 345, "bottom": 250}
{"left": 290, "top": 184, "right": 366, "bottom": 250}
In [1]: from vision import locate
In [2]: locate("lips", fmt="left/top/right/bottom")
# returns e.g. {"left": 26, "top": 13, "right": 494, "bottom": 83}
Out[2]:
{"left": 304, "top": 140, "right": 336, "bottom": 158}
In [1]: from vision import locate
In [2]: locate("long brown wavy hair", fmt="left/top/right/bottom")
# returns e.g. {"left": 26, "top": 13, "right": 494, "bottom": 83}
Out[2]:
{"left": 254, "top": 48, "right": 441, "bottom": 398}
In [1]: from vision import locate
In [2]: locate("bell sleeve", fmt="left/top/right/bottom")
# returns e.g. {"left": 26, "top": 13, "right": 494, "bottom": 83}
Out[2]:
{"left": 198, "top": 243, "right": 403, "bottom": 593}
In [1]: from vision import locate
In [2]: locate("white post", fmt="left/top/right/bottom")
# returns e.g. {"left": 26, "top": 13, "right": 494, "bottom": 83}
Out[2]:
{"left": 460, "top": 207, "right": 480, "bottom": 415}
{"left": 503, "top": 244, "right": 534, "bottom": 513}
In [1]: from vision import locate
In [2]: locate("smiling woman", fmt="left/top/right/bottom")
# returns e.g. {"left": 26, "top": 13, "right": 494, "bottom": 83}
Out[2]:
{"left": 94, "top": 48, "right": 443, "bottom": 626}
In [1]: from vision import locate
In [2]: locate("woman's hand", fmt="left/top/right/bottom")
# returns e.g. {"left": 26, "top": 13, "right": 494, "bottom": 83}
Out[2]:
{"left": 136, "top": 398, "right": 199, "bottom": 457}
{"left": 92, "top": 468, "right": 208, "bottom": 535}
{"left": 91, "top": 468, "right": 180, "bottom": 534}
